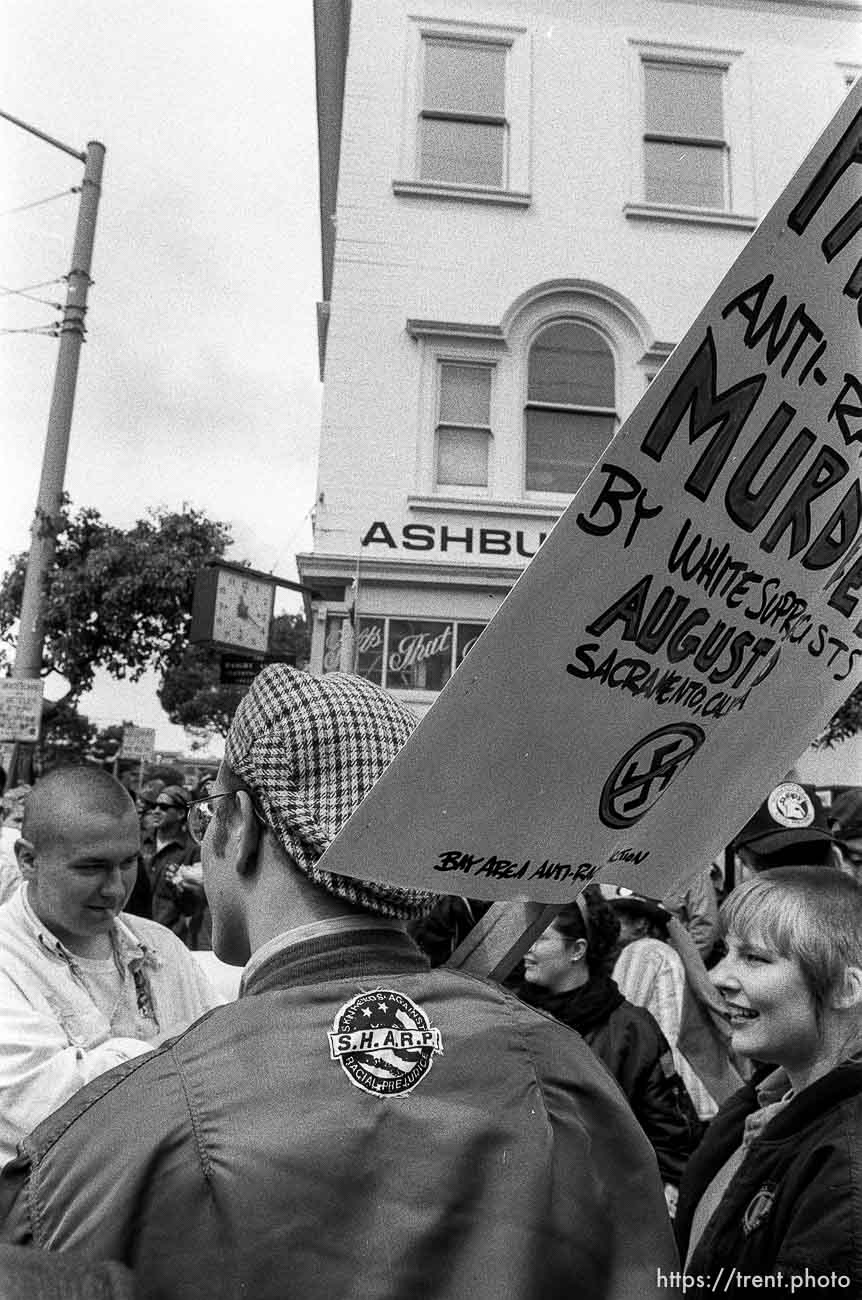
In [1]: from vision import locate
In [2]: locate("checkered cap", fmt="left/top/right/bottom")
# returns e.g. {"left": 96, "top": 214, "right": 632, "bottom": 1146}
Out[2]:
{"left": 224, "top": 665, "right": 439, "bottom": 920}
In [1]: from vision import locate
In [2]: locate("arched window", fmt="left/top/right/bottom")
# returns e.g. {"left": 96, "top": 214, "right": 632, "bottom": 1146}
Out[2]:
{"left": 524, "top": 321, "right": 616, "bottom": 494}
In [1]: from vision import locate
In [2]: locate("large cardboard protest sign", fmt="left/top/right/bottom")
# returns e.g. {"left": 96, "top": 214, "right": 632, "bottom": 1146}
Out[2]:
{"left": 318, "top": 83, "right": 862, "bottom": 904}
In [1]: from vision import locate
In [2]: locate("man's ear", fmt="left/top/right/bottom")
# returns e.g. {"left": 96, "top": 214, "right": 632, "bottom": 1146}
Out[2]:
{"left": 15, "top": 837, "right": 36, "bottom": 880}
{"left": 831, "top": 966, "right": 862, "bottom": 1011}
{"left": 233, "top": 790, "right": 261, "bottom": 878}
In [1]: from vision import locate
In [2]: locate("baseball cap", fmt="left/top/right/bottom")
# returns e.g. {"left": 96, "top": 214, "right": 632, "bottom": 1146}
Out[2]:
{"left": 731, "top": 782, "right": 833, "bottom": 856}
{"left": 597, "top": 883, "right": 672, "bottom": 927}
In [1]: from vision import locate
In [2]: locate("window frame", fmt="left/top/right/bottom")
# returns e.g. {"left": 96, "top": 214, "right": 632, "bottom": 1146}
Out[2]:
{"left": 523, "top": 316, "right": 619, "bottom": 500}
{"left": 434, "top": 359, "right": 494, "bottom": 494}
{"left": 322, "top": 614, "right": 488, "bottom": 692}
{"left": 394, "top": 17, "right": 531, "bottom": 207}
{"left": 624, "top": 39, "right": 756, "bottom": 230}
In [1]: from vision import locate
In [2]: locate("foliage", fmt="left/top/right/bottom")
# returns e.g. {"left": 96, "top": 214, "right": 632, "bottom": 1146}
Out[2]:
{"left": 0, "top": 499, "right": 232, "bottom": 704}
{"left": 157, "top": 613, "right": 310, "bottom": 741}
{"left": 815, "top": 684, "right": 862, "bottom": 750}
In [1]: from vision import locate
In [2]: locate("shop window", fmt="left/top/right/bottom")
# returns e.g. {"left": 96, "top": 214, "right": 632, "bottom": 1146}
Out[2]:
{"left": 642, "top": 60, "right": 728, "bottom": 209}
{"left": 456, "top": 623, "right": 487, "bottom": 665}
{"left": 420, "top": 38, "right": 507, "bottom": 188}
{"left": 327, "top": 617, "right": 487, "bottom": 691}
{"left": 436, "top": 362, "right": 492, "bottom": 489}
{"left": 525, "top": 322, "right": 617, "bottom": 494}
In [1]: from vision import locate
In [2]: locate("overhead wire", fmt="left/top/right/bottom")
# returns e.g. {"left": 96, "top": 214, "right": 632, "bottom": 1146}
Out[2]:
{"left": 0, "top": 284, "right": 63, "bottom": 309}
{"left": 0, "top": 186, "right": 80, "bottom": 217}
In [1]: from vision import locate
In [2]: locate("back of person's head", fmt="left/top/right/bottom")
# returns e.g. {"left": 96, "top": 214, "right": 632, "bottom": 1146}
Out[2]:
{"left": 732, "top": 782, "right": 836, "bottom": 870}
{"left": 222, "top": 665, "right": 438, "bottom": 921}
{"left": 600, "top": 883, "right": 672, "bottom": 942}
{"left": 22, "top": 765, "right": 135, "bottom": 851}
{"left": 553, "top": 886, "right": 620, "bottom": 976}
{"left": 720, "top": 865, "right": 862, "bottom": 1025}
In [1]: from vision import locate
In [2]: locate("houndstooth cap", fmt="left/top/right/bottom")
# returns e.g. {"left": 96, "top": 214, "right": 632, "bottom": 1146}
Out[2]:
{"left": 224, "top": 665, "right": 439, "bottom": 920}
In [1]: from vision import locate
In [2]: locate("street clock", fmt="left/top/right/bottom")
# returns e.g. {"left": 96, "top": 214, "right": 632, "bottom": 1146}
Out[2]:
{"left": 190, "top": 563, "right": 275, "bottom": 656}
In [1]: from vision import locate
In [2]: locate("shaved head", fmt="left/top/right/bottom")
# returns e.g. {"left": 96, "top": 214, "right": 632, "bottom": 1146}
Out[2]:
{"left": 23, "top": 766, "right": 136, "bottom": 853}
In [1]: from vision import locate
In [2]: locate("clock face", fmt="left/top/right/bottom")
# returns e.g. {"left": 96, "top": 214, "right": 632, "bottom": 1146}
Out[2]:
{"left": 212, "top": 569, "right": 273, "bottom": 653}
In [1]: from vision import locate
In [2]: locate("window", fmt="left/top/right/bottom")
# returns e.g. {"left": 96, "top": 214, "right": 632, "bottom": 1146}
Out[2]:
{"left": 525, "top": 322, "right": 616, "bottom": 494}
{"left": 394, "top": 19, "right": 531, "bottom": 206}
{"left": 323, "top": 617, "right": 487, "bottom": 692}
{"left": 420, "top": 39, "right": 507, "bottom": 188}
{"left": 436, "top": 363, "right": 492, "bottom": 489}
{"left": 643, "top": 60, "right": 727, "bottom": 209}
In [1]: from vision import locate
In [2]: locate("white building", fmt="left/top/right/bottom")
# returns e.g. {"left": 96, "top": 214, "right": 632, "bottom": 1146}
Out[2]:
{"left": 297, "top": 0, "right": 860, "bottom": 780}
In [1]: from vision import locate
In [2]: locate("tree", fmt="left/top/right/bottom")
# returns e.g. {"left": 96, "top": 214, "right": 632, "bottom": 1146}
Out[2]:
{"left": 157, "top": 613, "right": 310, "bottom": 742}
{"left": 0, "top": 499, "right": 232, "bottom": 705}
{"left": 815, "top": 684, "right": 862, "bottom": 750}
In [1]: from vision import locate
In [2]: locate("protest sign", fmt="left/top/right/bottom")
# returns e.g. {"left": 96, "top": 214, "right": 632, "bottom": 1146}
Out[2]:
{"left": 120, "top": 725, "right": 156, "bottom": 762}
{"left": 317, "top": 82, "right": 862, "bottom": 904}
{"left": 0, "top": 680, "right": 43, "bottom": 742}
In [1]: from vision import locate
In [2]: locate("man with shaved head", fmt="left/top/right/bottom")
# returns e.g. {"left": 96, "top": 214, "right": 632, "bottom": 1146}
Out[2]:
{"left": 0, "top": 765, "right": 222, "bottom": 1166}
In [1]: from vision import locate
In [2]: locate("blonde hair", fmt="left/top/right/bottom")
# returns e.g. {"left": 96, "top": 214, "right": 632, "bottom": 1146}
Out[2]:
{"left": 721, "top": 865, "right": 862, "bottom": 1023}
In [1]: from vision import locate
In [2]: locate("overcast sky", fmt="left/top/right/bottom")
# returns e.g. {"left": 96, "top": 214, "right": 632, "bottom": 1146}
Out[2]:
{"left": 1, "top": 1, "right": 321, "bottom": 752}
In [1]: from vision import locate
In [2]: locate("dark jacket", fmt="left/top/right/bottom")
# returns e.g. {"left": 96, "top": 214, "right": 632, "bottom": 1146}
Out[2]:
{"left": 0, "top": 928, "right": 678, "bottom": 1300}
{"left": 676, "top": 1055, "right": 862, "bottom": 1293}
{"left": 144, "top": 834, "right": 208, "bottom": 947}
{"left": 519, "top": 974, "right": 702, "bottom": 1185}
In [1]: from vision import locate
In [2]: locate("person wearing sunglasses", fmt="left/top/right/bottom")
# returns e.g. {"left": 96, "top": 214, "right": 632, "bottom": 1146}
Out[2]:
{"left": 1, "top": 666, "right": 677, "bottom": 1300}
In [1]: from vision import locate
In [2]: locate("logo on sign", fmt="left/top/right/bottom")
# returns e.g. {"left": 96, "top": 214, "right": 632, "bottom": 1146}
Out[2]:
{"left": 599, "top": 723, "right": 705, "bottom": 829}
{"left": 328, "top": 988, "right": 443, "bottom": 1097}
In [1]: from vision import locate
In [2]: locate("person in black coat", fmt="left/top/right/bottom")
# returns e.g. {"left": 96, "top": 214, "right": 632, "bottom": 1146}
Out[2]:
{"left": 517, "top": 885, "right": 702, "bottom": 1212}
{"left": 675, "top": 866, "right": 862, "bottom": 1291}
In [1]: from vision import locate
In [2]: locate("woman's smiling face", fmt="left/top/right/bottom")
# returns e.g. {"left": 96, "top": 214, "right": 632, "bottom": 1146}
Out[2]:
{"left": 711, "top": 931, "right": 821, "bottom": 1074}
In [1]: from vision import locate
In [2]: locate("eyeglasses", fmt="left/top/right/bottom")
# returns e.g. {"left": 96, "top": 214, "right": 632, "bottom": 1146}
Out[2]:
{"left": 186, "top": 783, "right": 233, "bottom": 844}
{"left": 187, "top": 781, "right": 269, "bottom": 845}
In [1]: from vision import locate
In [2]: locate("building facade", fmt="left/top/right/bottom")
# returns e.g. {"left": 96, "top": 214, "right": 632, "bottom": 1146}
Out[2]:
{"left": 297, "top": 0, "right": 860, "bottom": 758}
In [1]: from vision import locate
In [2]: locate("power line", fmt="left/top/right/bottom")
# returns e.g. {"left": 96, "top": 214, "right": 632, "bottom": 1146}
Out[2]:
{"left": 0, "top": 283, "right": 63, "bottom": 308}
{"left": 0, "top": 323, "right": 60, "bottom": 337}
{"left": 0, "top": 186, "right": 80, "bottom": 217}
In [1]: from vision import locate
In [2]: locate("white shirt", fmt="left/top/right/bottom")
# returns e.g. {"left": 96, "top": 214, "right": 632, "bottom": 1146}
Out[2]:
{"left": 0, "top": 885, "right": 224, "bottom": 1167}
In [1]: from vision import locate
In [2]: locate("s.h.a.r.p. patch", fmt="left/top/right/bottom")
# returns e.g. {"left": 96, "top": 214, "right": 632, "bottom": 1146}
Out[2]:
{"left": 328, "top": 988, "right": 443, "bottom": 1097}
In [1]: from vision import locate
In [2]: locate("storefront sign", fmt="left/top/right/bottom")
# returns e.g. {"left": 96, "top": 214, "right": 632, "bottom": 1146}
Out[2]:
{"left": 0, "top": 679, "right": 43, "bottom": 742}
{"left": 315, "top": 83, "right": 862, "bottom": 904}
{"left": 360, "top": 520, "right": 550, "bottom": 559}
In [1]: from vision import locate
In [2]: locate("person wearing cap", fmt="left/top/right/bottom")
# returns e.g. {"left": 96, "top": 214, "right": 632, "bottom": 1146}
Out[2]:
{"left": 608, "top": 886, "right": 720, "bottom": 1122}
{"left": 0, "top": 667, "right": 678, "bottom": 1300}
{"left": 0, "top": 765, "right": 222, "bottom": 1168}
{"left": 731, "top": 781, "right": 839, "bottom": 877}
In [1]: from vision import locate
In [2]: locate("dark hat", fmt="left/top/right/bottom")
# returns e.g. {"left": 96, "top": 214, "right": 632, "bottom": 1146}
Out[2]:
{"left": 155, "top": 784, "right": 189, "bottom": 810}
{"left": 731, "top": 782, "right": 833, "bottom": 855}
{"left": 224, "top": 665, "right": 439, "bottom": 921}
{"left": 598, "top": 883, "right": 672, "bottom": 926}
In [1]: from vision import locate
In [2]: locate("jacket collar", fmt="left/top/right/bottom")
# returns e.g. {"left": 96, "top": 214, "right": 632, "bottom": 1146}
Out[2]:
{"left": 242, "top": 925, "right": 429, "bottom": 997}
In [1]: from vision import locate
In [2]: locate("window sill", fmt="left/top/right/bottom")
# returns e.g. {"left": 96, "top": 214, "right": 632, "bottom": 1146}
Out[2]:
{"left": 408, "top": 494, "right": 564, "bottom": 519}
{"left": 393, "top": 179, "right": 531, "bottom": 207}
{"left": 624, "top": 202, "right": 757, "bottom": 230}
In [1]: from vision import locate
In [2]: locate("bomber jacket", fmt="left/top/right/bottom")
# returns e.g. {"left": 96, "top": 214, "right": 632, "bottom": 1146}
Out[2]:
{"left": 676, "top": 1055, "right": 862, "bottom": 1292}
{"left": 519, "top": 974, "right": 703, "bottom": 1185}
{"left": 0, "top": 926, "right": 678, "bottom": 1300}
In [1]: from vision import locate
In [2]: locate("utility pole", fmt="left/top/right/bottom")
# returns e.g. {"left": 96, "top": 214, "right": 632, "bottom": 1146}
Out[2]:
{"left": 0, "top": 112, "right": 105, "bottom": 784}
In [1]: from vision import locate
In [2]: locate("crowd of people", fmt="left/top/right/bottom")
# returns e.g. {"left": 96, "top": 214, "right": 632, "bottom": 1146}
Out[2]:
{"left": 0, "top": 667, "right": 859, "bottom": 1298}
